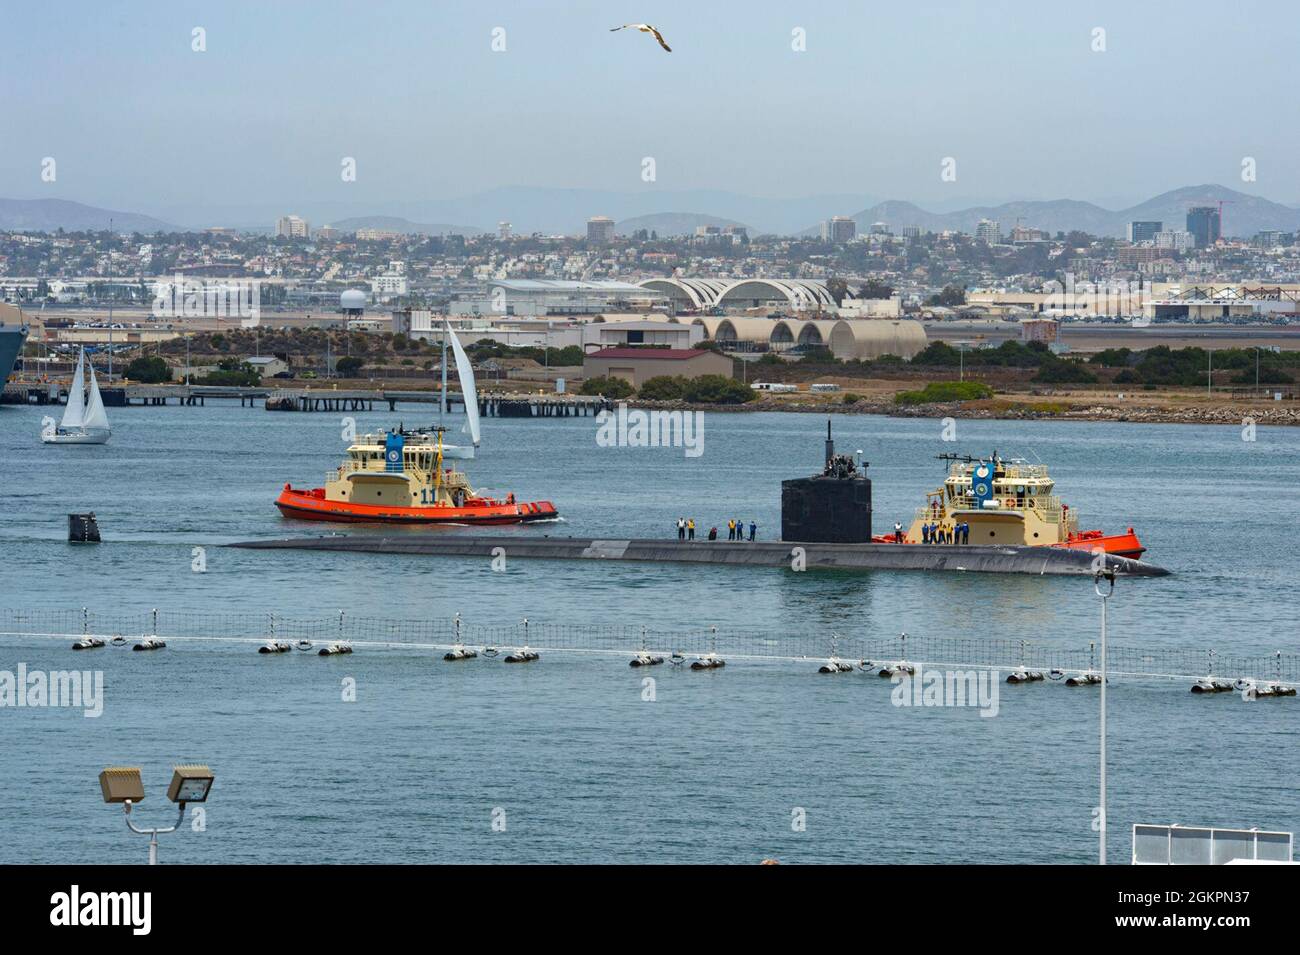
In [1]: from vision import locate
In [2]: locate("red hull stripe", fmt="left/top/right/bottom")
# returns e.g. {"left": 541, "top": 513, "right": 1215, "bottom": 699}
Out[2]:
{"left": 276, "top": 489, "right": 557, "bottom": 525}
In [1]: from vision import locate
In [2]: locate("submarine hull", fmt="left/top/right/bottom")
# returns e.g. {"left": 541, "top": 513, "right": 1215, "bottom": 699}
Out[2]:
{"left": 228, "top": 535, "right": 1170, "bottom": 577}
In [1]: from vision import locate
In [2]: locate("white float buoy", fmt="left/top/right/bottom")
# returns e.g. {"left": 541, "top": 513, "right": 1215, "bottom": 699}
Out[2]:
{"left": 878, "top": 662, "right": 914, "bottom": 678}
{"left": 1191, "top": 677, "right": 1234, "bottom": 694}
{"left": 818, "top": 658, "right": 854, "bottom": 674}
{"left": 1006, "top": 667, "right": 1045, "bottom": 684}
{"left": 1235, "top": 679, "right": 1295, "bottom": 699}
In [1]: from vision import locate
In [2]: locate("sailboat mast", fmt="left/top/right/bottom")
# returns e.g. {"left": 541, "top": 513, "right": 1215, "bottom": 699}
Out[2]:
{"left": 440, "top": 325, "right": 448, "bottom": 421}
{"left": 107, "top": 217, "right": 113, "bottom": 378}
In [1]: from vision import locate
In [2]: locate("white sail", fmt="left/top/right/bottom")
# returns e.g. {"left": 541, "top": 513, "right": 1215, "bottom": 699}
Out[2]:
{"left": 82, "top": 359, "right": 110, "bottom": 432}
{"left": 445, "top": 320, "right": 481, "bottom": 448}
{"left": 61, "top": 349, "right": 86, "bottom": 429}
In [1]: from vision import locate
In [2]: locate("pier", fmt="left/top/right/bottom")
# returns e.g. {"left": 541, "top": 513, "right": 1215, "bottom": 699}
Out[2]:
{"left": 265, "top": 389, "right": 611, "bottom": 417}
{"left": 227, "top": 534, "right": 1172, "bottom": 577}
{"left": 3, "top": 381, "right": 612, "bottom": 417}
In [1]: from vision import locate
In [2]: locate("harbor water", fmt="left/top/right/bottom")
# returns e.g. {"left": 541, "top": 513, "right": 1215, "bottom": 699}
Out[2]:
{"left": 0, "top": 402, "right": 1296, "bottom": 863}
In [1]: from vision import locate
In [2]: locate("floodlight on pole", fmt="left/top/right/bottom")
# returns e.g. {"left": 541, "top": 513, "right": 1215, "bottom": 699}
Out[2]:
{"left": 99, "top": 764, "right": 214, "bottom": 864}
{"left": 1094, "top": 569, "right": 1115, "bottom": 865}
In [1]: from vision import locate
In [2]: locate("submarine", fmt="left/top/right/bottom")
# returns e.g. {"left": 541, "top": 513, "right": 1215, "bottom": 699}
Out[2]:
{"left": 230, "top": 422, "right": 1170, "bottom": 578}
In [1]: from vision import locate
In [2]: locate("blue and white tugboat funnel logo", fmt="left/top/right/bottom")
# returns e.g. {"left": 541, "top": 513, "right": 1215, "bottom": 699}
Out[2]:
{"left": 385, "top": 432, "right": 405, "bottom": 473}
{"left": 971, "top": 461, "right": 994, "bottom": 506}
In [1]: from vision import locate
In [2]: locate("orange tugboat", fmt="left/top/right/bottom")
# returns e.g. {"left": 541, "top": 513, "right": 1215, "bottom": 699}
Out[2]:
{"left": 276, "top": 425, "right": 558, "bottom": 525}
{"left": 276, "top": 317, "right": 556, "bottom": 526}
{"left": 886, "top": 452, "right": 1146, "bottom": 558}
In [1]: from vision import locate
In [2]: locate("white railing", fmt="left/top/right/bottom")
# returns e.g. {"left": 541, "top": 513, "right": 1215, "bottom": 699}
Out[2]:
{"left": 914, "top": 495, "right": 1064, "bottom": 524}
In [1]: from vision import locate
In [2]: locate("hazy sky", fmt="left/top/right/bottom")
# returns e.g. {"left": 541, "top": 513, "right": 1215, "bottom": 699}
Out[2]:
{"left": 4, "top": 0, "right": 1296, "bottom": 212}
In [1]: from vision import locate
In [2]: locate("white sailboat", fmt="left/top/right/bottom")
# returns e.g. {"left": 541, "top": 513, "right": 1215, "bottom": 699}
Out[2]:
{"left": 42, "top": 348, "right": 111, "bottom": 444}
{"left": 439, "top": 320, "right": 481, "bottom": 460}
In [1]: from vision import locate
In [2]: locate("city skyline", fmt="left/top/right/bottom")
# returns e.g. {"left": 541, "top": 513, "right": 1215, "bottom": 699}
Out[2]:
{"left": 3, "top": 1, "right": 1299, "bottom": 219}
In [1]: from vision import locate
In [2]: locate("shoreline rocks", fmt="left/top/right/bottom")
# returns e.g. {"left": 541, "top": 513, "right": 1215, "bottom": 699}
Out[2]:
{"left": 617, "top": 396, "right": 1300, "bottom": 426}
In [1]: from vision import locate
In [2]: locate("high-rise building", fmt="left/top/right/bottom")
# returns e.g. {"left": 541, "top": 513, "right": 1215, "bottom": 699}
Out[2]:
{"left": 901, "top": 225, "right": 923, "bottom": 239}
{"left": 1155, "top": 230, "right": 1194, "bottom": 252}
{"left": 498, "top": 221, "right": 512, "bottom": 240}
{"left": 275, "top": 215, "right": 309, "bottom": 238}
{"left": 1128, "top": 220, "right": 1162, "bottom": 243}
{"left": 821, "top": 216, "right": 856, "bottom": 243}
{"left": 1186, "top": 206, "right": 1221, "bottom": 248}
{"left": 975, "top": 219, "right": 1001, "bottom": 244}
{"left": 586, "top": 216, "right": 616, "bottom": 244}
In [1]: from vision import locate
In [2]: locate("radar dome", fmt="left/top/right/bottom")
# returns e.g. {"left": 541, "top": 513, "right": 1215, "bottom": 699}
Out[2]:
{"left": 340, "top": 289, "right": 367, "bottom": 310}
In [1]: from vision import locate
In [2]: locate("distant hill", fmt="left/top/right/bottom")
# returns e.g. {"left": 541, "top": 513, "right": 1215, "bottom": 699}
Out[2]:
{"left": 327, "top": 215, "right": 485, "bottom": 236}
{"left": 824, "top": 185, "right": 1300, "bottom": 239}
{"left": 0, "top": 198, "right": 177, "bottom": 232}
{"left": 615, "top": 212, "right": 751, "bottom": 237}
{"left": 9, "top": 184, "right": 1300, "bottom": 239}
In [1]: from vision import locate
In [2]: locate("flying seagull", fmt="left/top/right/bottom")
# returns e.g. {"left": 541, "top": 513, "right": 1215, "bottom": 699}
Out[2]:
{"left": 610, "top": 23, "right": 671, "bottom": 52}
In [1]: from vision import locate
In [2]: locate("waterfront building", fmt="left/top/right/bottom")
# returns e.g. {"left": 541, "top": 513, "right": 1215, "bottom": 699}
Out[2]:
{"left": 582, "top": 346, "right": 733, "bottom": 387}
{"left": 454, "top": 279, "right": 667, "bottom": 317}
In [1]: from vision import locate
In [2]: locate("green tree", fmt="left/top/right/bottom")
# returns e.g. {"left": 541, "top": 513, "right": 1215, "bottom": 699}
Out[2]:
{"left": 638, "top": 375, "right": 688, "bottom": 400}
{"left": 825, "top": 277, "right": 849, "bottom": 306}
{"left": 925, "top": 285, "right": 966, "bottom": 307}
{"left": 580, "top": 375, "right": 634, "bottom": 399}
{"left": 1032, "top": 360, "right": 1097, "bottom": 384}
{"left": 335, "top": 355, "right": 364, "bottom": 377}
{"left": 856, "top": 278, "right": 894, "bottom": 299}
{"left": 910, "top": 341, "right": 962, "bottom": 366}
{"left": 123, "top": 355, "right": 173, "bottom": 383}
{"left": 682, "top": 374, "right": 755, "bottom": 404}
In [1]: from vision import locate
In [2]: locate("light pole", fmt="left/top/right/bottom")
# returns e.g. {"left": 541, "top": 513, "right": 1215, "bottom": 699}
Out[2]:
{"left": 1094, "top": 567, "right": 1115, "bottom": 865}
{"left": 99, "top": 764, "right": 215, "bottom": 864}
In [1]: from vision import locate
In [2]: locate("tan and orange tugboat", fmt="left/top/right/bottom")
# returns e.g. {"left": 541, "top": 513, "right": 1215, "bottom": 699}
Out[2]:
{"left": 275, "top": 317, "right": 557, "bottom": 526}
{"left": 275, "top": 425, "right": 557, "bottom": 525}
{"left": 889, "top": 452, "right": 1145, "bottom": 558}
